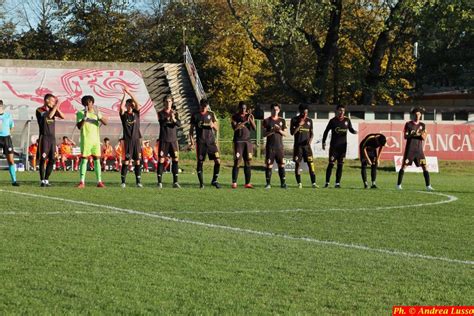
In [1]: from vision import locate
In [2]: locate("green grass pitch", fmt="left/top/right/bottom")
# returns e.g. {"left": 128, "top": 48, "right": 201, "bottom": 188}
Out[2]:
{"left": 0, "top": 159, "right": 472, "bottom": 314}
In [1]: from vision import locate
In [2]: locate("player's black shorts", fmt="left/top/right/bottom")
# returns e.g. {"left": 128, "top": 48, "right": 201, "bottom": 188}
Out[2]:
{"left": 158, "top": 141, "right": 179, "bottom": 159}
{"left": 37, "top": 135, "right": 55, "bottom": 160}
{"left": 265, "top": 146, "right": 284, "bottom": 165}
{"left": 0, "top": 136, "right": 14, "bottom": 155}
{"left": 360, "top": 148, "right": 377, "bottom": 166}
{"left": 329, "top": 143, "right": 347, "bottom": 164}
{"left": 403, "top": 150, "right": 426, "bottom": 167}
{"left": 196, "top": 141, "right": 219, "bottom": 161}
{"left": 293, "top": 145, "right": 313, "bottom": 163}
{"left": 123, "top": 138, "right": 141, "bottom": 161}
{"left": 234, "top": 141, "right": 253, "bottom": 161}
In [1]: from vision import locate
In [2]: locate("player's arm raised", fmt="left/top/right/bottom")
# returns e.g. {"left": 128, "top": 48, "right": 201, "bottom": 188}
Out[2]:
{"left": 124, "top": 87, "right": 141, "bottom": 112}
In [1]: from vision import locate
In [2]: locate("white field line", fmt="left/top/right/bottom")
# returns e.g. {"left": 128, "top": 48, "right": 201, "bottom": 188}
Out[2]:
{"left": 157, "top": 191, "right": 458, "bottom": 214}
{"left": 0, "top": 189, "right": 471, "bottom": 266}
{"left": 0, "top": 211, "right": 121, "bottom": 215}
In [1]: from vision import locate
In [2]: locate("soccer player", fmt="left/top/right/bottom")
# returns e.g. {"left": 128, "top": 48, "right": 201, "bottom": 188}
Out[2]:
{"left": 101, "top": 137, "right": 115, "bottom": 172}
{"left": 76, "top": 95, "right": 108, "bottom": 188}
{"left": 189, "top": 99, "right": 221, "bottom": 189}
{"left": 119, "top": 87, "right": 142, "bottom": 188}
{"left": 60, "top": 136, "right": 79, "bottom": 171}
{"left": 290, "top": 104, "right": 316, "bottom": 188}
{"left": 157, "top": 94, "right": 181, "bottom": 188}
{"left": 231, "top": 101, "right": 256, "bottom": 189}
{"left": 36, "top": 93, "right": 64, "bottom": 186}
{"left": 263, "top": 103, "right": 288, "bottom": 189}
{"left": 322, "top": 105, "right": 357, "bottom": 188}
{"left": 142, "top": 140, "right": 156, "bottom": 172}
{"left": 0, "top": 100, "right": 19, "bottom": 186}
{"left": 359, "top": 133, "right": 386, "bottom": 189}
{"left": 28, "top": 139, "right": 38, "bottom": 171}
{"left": 397, "top": 107, "right": 433, "bottom": 191}
{"left": 115, "top": 138, "right": 124, "bottom": 171}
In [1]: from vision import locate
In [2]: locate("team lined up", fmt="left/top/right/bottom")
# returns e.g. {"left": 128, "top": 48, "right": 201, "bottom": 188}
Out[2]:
{"left": 0, "top": 92, "right": 433, "bottom": 190}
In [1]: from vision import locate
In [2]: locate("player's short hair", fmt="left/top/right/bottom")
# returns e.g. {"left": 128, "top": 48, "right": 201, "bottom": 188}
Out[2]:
{"left": 377, "top": 134, "right": 387, "bottom": 147}
{"left": 44, "top": 94, "right": 55, "bottom": 101}
{"left": 411, "top": 106, "right": 424, "bottom": 114}
{"left": 270, "top": 103, "right": 281, "bottom": 110}
{"left": 238, "top": 101, "right": 247, "bottom": 109}
{"left": 298, "top": 103, "right": 308, "bottom": 113}
{"left": 0, "top": 100, "right": 3, "bottom": 106}
{"left": 81, "top": 95, "right": 94, "bottom": 106}
{"left": 163, "top": 94, "right": 173, "bottom": 102}
{"left": 200, "top": 99, "right": 209, "bottom": 107}
{"left": 62, "top": 136, "right": 68, "bottom": 140}
{"left": 125, "top": 98, "right": 133, "bottom": 105}
{"left": 104, "top": 137, "right": 110, "bottom": 142}
{"left": 336, "top": 104, "right": 345, "bottom": 110}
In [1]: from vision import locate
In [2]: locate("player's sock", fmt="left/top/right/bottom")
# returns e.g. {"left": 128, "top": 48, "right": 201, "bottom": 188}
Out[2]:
{"left": 45, "top": 159, "right": 54, "bottom": 180}
{"left": 361, "top": 165, "right": 367, "bottom": 183}
{"left": 397, "top": 169, "right": 404, "bottom": 185}
{"left": 39, "top": 158, "right": 46, "bottom": 181}
{"left": 212, "top": 161, "right": 220, "bottom": 183}
{"left": 62, "top": 161, "right": 66, "bottom": 171}
{"left": 244, "top": 164, "right": 251, "bottom": 184}
{"left": 121, "top": 163, "right": 128, "bottom": 184}
{"left": 134, "top": 164, "right": 141, "bottom": 184}
{"left": 157, "top": 162, "right": 164, "bottom": 184}
{"left": 265, "top": 167, "right": 272, "bottom": 185}
{"left": 94, "top": 159, "right": 102, "bottom": 182}
{"left": 143, "top": 161, "right": 149, "bottom": 171}
{"left": 278, "top": 166, "right": 286, "bottom": 186}
{"left": 371, "top": 165, "right": 377, "bottom": 183}
{"left": 308, "top": 161, "right": 316, "bottom": 184}
{"left": 172, "top": 161, "right": 179, "bottom": 183}
{"left": 423, "top": 170, "right": 430, "bottom": 186}
{"left": 295, "top": 163, "right": 301, "bottom": 184}
{"left": 197, "top": 161, "right": 204, "bottom": 186}
{"left": 295, "top": 172, "right": 301, "bottom": 184}
{"left": 325, "top": 163, "right": 333, "bottom": 183}
{"left": 79, "top": 159, "right": 87, "bottom": 182}
{"left": 232, "top": 164, "right": 239, "bottom": 183}
{"left": 335, "top": 163, "right": 343, "bottom": 184}
{"left": 8, "top": 164, "right": 16, "bottom": 183}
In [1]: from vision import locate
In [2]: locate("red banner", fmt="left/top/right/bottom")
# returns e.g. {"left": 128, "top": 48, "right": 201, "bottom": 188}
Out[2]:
{"left": 359, "top": 122, "right": 474, "bottom": 160}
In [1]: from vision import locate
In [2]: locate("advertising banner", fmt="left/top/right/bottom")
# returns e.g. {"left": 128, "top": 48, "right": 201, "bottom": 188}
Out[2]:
{"left": 0, "top": 67, "right": 156, "bottom": 122}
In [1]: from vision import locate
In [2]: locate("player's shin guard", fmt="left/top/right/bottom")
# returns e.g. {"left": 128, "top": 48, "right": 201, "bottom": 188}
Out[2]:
{"left": 157, "top": 162, "right": 164, "bottom": 184}
{"left": 371, "top": 165, "right": 377, "bottom": 183}
{"left": 326, "top": 163, "right": 333, "bottom": 183}
{"left": 278, "top": 166, "right": 286, "bottom": 186}
{"left": 265, "top": 167, "right": 272, "bottom": 185}
{"left": 397, "top": 169, "right": 404, "bottom": 185}
{"left": 423, "top": 170, "right": 430, "bottom": 186}
{"left": 172, "top": 162, "right": 179, "bottom": 184}
{"left": 79, "top": 159, "right": 88, "bottom": 182}
{"left": 94, "top": 159, "right": 102, "bottom": 182}
{"left": 134, "top": 164, "right": 141, "bottom": 184}
{"left": 335, "top": 163, "right": 343, "bottom": 184}
{"left": 121, "top": 163, "right": 128, "bottom": 184}
{"left": 232, "top": 164, "right": 239, "bottom": 183}
{"left": 361, "top": 165, "right": 367, "bottom": 183}
{"left": 8, "top": 164, "right": 16, "bottom": 183}
{"left": 197, "top": 161, "right": 204, "bottom": 186}
{"left": 212, "top": 161, "right": 220, "bottom": 183}
{"left": 244, "top": 164, "right": 251, "bottom": 184}
{"left": 39, "top": 158, "right": 46, "bottom": 181}
{"left": 45, "top": 159, "right": 54, "bottom": 180}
